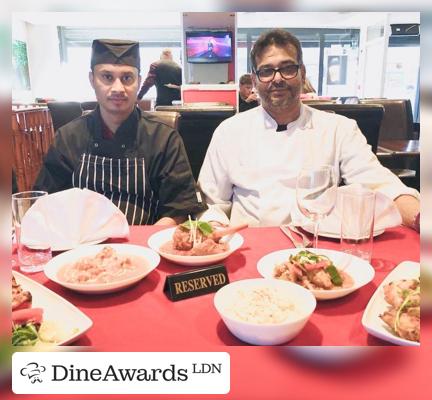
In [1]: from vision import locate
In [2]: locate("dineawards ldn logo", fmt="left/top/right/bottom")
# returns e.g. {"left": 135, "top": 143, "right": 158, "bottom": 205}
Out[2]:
{"left": 12, "top": 352, "right": 230, "bottom": 395}
{"left": 20, "top": 362, "right": 47, "bottom": 384}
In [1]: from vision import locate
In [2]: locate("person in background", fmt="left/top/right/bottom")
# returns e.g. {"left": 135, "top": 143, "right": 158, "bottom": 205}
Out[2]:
{"left": 137, "top": 49, "right": 182, "bottom": 107}
{"left": 238, "top": 74, "right": 259, "bottom": 112}
{"left": 198, "top": 29, "right": 419, "bottom": 230}
{"left": 300, "top": 77, "right": 319, "bottom": 99}
{"left": 34, "top": 39, "right": 205, "bottom": 225}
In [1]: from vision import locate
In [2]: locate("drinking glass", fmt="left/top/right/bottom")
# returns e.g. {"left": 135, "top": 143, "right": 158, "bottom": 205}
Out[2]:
{"left": 12, "top": 191, "right": 52, "bottom": 273}
{"left": 340, "top": 188, "right": 376, "bottom": 262}
{"left": 296, "top": 166, "right": 337, "bottom": 248}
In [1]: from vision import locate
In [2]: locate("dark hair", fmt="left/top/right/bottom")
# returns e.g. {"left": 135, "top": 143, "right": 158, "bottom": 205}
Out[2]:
{"left": 250, "top": 29, "right": 303, "bottom": 71}
{"left": 239, "top": 74, "right": 253, "bottom": 86}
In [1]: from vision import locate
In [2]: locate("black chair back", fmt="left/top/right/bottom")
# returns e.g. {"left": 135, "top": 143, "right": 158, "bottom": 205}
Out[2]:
{"left": 47, "top": 101, "right": 83, "bottom": 131}
{"left": 145, "top": 111, "right": 181, "bottom": 131}
{"left": 80, "top": 101, "right": 98, "bottom": 111}
{"left": 308, "top": 103, "right": 384, "bottom": 154}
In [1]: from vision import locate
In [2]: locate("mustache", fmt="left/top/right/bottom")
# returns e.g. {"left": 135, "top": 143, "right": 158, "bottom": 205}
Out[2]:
{"left": 268, "top": 82, "right": 290, "bottom": 90}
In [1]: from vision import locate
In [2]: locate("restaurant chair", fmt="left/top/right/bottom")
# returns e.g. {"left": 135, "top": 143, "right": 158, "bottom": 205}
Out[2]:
{"left": 308, "top": 103, "right": 384, "bottom": 154}
{"left": 47, "top": 101, "right": 83, "bottom": 131}
{"left": 362, "top": 99, "right": 418, "bottom": 188}
{"left": 360, "top": 99, "right": 415, "bottom": 142}
{"left": 12, "top": 107, "right": 55, "bottom": 191}
{"left": 137, "top": 99, "right": 152, "bottom": 111}
{"left": 145, "top": 111, "right": 180, "bottom": 131}
{"left": 80, "top": 101, "right": 98, "bottom": 111}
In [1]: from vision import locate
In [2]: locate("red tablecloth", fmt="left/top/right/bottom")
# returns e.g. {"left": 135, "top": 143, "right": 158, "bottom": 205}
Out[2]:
{"left": 15, "top": 225, "right": 420, "bottom": 348}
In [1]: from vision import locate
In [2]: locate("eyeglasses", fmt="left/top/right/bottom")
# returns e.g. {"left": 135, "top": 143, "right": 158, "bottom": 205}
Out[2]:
{"left": 254, "top": 64, "right": 300, "bottom": 82}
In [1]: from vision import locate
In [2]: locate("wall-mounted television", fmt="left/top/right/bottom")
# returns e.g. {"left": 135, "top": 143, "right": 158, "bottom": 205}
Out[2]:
{"left": 185, "top": 31, "right": 233, "bottom": 64}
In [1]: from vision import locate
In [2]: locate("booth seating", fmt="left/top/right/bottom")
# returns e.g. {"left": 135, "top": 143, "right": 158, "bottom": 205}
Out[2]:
{"left": 156, "top": 105, "right": 236, "bottom": 180}
{"left": 307, "top": 103, "right": 384, "bottom": 154}
{"left": 359, "top": 99, "right": 418, "bottom": 190}
{"left": 360, "top": 99, "right": 415, "bottom": 142}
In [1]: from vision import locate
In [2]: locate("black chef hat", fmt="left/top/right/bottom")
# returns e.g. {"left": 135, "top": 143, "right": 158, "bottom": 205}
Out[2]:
{"left": 90, "top": 39, "right": 140, "bottom": 71}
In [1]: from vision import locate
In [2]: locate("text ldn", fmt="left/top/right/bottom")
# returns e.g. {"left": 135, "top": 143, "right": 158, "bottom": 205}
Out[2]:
{"left": 52, "top": 364, "right": 188, "bottom": 382}
{"left": 192, "top": 363, "right": 222, "bottom": 374}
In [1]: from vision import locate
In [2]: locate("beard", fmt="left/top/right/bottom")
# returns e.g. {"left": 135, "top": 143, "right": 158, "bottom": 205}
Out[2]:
{"left": 258, "top": 81, "right": 301, "bottom": 111}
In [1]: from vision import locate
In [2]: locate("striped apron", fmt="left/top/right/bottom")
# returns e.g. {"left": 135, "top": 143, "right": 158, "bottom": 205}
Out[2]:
{"left": 71, "top": 153, "right": 158, "bottom": 225}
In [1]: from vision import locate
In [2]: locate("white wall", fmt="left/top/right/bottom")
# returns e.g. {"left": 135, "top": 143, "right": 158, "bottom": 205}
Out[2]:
{"left": 25, "top": 23, "right": 63, "bottom": 100}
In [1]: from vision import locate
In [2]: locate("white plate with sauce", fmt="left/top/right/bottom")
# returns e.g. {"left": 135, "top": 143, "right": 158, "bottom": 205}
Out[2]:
{"left": 257, "top": 248, "right": 375, "bottom": 300}
{"left": 147, "top": 227, "right": 244, "bottom": 267}
{"left": 361, "top": 261, "right": 420, "bottom": 346}
{"left": 13, "top": 271, "right": 93, "bottom": 346}
{"left": 44, "top": 244, "right": 160, "bottom": 294}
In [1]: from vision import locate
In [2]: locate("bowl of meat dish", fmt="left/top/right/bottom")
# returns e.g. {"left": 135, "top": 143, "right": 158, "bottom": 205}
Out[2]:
{"left": 213, "top": 278, "right": 316, "bottom": 345}
{"left": 147, "top": 220, "right": 245, "bottom": 267}
{"left": 257, "top": 248, "right": 375, "bottom": 300}
{"left": 44, "top": 244, "right": 160, "bottom": 294}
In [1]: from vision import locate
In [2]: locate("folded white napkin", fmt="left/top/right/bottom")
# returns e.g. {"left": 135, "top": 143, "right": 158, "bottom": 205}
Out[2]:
{"left": 292, "top": 184, "right": 402, "bottom": 234}
{"left": 20, "top": 188, "right": 129, "bottom": 250}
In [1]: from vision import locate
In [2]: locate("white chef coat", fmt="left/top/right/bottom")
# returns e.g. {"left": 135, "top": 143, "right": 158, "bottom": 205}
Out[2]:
{"left": 198, "top": 104, "right": 419, "bottom": 227}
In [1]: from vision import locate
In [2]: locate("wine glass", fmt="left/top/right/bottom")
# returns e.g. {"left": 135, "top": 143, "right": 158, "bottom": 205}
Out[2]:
{"left": 296, "top": 165, "right": 337, "bottom": 248}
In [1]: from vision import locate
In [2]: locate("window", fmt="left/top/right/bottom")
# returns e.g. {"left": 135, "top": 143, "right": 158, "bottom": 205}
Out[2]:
{"left": 58, "top": 27, "right": 182, "bottom": 100}
{"left": 236, "top": 28, "right": 360, "bottom": 96}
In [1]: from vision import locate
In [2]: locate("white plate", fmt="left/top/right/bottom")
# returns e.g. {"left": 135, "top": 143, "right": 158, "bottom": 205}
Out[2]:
{"left": 257, "top": 248, "right": 375, "bottom": 300}
{"left": 51, "top": 238, "right": 106, "bottom": 252}
{"left": 301, "top": 225, "right": 385, "bottom": 239}
{"left": 361, "top": 261, "right": 420, "bottom": 346}
{"left": 13, "top": 271, "right": 93, "bottom": 345}
{"left": 44, "top": 244, "right": 160, "bottom": 294}
{"left": 147, "top": 227, "right": 244, "bottom": 267}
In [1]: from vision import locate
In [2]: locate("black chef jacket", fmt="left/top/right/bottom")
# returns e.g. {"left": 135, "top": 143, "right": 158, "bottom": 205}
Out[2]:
{"left": 34, "top": 106, "right": 206, "bottom": 224}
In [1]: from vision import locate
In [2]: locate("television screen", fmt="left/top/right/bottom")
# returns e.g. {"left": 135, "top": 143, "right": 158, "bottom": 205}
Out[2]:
{"left": 186, "top": 31, "right": 233, "bottom": 63}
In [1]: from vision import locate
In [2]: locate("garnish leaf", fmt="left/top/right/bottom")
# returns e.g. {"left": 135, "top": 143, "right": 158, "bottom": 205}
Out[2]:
{"left": 12, "top": 324, "right": 39, "bottom": 346}
{"left": 181, "top": 220, "right": 213, "bottom": 236}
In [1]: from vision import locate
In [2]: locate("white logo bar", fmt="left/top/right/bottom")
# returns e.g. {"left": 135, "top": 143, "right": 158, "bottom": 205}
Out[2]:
{"left": 13, "top": 352, "right": 230, "bottom": 394}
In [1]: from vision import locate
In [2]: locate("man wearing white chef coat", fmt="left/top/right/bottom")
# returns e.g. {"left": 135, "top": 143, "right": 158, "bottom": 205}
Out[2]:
{"left": 198, "top": 29, "right": 420, "bottom": 230}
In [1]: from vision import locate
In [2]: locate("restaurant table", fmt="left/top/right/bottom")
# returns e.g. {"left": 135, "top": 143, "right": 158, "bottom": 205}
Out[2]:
{"left": 9, "top": 225, "right": 430, "bottom": 400}
{"left": 12, "top": 225, "right": 421, "bottom": 348}
{"left": 378, "top": 139, "right": 419, "bottom": 156}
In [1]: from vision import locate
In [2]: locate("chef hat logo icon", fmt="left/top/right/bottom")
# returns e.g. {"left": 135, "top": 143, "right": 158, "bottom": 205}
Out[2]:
{"left": 20, "top": 362, "right": 46, "bottom": 383}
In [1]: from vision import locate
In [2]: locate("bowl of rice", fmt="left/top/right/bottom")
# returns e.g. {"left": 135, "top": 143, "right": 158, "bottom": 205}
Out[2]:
{"left": 213, "top": 278, "right": 316, "bottom": 345}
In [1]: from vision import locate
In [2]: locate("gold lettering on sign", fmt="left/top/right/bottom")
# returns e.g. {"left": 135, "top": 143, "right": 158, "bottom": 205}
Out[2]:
{"left": 174, "top": 272, "right": 227, "bottom": 295}
{"left": 174, "top": 282, "right": 183, "bottom": 294}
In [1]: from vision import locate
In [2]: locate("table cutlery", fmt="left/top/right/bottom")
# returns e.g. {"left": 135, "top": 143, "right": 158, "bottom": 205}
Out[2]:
{"left": 280, "top": 225, "right": 303, "bottom": 248}
{"left": 286, "top": 224, "right": 312, "bottom": 248}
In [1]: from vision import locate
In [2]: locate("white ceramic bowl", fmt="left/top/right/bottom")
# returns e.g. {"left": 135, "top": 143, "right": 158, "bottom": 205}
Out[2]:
{"left": 214, "top": 278, "right": 316, "bottom": 345}
{"left": 44, "top": 244, "right": 160, "bottom": 294}
{"left": 147, "top": 227, "right": 244, "bottom": 267}
{"left": 257, "top": 248, "right": 375, "bottom": 300}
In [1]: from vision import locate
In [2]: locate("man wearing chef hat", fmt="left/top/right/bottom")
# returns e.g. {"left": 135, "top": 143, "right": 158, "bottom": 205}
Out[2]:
{"left": 35, "top": 39, "right": 205, "bottom": 225}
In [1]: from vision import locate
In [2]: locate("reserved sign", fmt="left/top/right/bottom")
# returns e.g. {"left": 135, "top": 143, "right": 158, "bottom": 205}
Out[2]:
{"left": 164, "top": 265, "right": 229, "bottom": 301}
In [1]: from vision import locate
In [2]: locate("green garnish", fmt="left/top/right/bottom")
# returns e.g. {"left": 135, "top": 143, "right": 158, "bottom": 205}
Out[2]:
{"left": 181, "top": 220, "right": 213, "bottom": 236}
{"left": 325, "top": 264, "right": 343, "bottom": 286}
{"left": 12, "top": 324, "right": 39, "bottom": 346}
{"left": 394, "top": 285, "right": 420, "bottom": 334}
